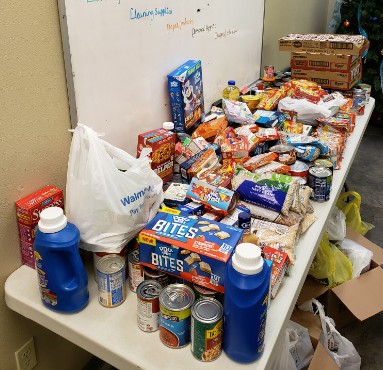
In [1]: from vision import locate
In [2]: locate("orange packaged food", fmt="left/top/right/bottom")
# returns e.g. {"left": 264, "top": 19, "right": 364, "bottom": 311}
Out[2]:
{"left": 188, "top": 148, "right": 219, "bottom": 179}
{"left": 191, "top": 116, "right": 228, "bottom": 141}
{"left": 243, "top": 152, "right": 278, "bottom": 171}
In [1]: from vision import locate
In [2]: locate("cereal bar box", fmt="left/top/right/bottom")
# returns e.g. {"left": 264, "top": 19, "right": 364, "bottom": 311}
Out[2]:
{"left": 137, "top": 128, "right": 176, "bottom": 183}
{"left": 138, "top": 208, "right": 243, "bottom": 292}
{"left": 167, "top": 60, "right": 205, "bottom": 133}
{"left": 15, "top": 185, "right": 64, "bottom": 268}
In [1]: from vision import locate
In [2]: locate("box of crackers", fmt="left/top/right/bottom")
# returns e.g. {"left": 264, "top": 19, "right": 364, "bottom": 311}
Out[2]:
{"left": 168, "top": 60, "right": 205, "bottom": 133}
{"left": 138, "top": 208, "right": 243, "bottom": 292}
{"left": 137, "top": 128, "right": 176, "bottom": 183}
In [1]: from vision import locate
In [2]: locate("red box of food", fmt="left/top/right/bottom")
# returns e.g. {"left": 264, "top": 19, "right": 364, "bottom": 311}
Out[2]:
{"left": 137, "top": 128, "right": 176, "bottom": 184}
{"left": 263, "top": 246, "right": 290, "bottom": 299}
{"left": 15, "top": 185, "right": 64, "bottom": 268}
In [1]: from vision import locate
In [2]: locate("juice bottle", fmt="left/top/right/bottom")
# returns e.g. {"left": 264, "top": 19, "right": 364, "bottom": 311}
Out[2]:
{"left": 222, "top": 80, "right": 240, "bottom": 101}
{"left": 34, "top": 207, "right": 89, "bottom": 312}
{"left": 223, "top": 243, "right": 272, "bottom": 363}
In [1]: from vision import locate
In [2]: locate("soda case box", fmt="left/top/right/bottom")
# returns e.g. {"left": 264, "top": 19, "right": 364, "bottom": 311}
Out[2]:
{"left": 15, "top": 185, "right": 64, "bottom": 268}
{"left": 291, "top": 53, "right": 361, "bottom": 72}
{"left": 138, "top": 208, "right": 243, "bottom": 292}
{"left": 297, "top": 227, "right": 383, "bottom": 330}
{"left": 279, "top": 33, "right": 370, "bottom": 56}
{"left": 137, "top": 128, "right": 176, "bottom": 184}
{"left": 167, "top": 60, "right": 205, "bottom": 134}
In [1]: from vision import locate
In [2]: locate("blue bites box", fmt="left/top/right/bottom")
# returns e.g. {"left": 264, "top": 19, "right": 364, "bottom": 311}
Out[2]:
{"left": 138, "top": 210, "right": 243, "bottom": 292}
{"left": 168, "top": 60, "right": 205, "bottom": 133}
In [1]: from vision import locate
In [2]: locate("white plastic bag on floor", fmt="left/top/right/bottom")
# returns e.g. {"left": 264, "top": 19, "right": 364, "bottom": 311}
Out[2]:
{"left": 337, "top": 238, "right": 373, "bottom": 278}
{"left": 287, "top": 320, "right": 314, "bottom": 369}
{"left": 326, "top": 206, "right": 346, "bottom": 242}
{"left": 270, "top": 330, "right": 296, "bottom": 370}
{"left": 66, "top": 124, "right": 164, "bottom": 253}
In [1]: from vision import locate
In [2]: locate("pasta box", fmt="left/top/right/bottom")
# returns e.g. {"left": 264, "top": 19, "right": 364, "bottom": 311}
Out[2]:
{"left": 167, "top": 60, "right": 205, "bottom": 133}
{"left": 138, "top": 208, "right": 243, "bottom": 292}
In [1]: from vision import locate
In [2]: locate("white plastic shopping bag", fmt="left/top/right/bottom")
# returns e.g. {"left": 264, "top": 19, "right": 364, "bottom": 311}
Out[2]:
{"left": 326, "top": 206, "right": 347, "bottom": 242}
{"left": 287, "top": 320, "right": 314, "bottom": 369}
{"left": 66, "top": 124, "right": 164, "bottom": 253}
{"left": 270, "top": 330, "right": 296, "bottom": 370}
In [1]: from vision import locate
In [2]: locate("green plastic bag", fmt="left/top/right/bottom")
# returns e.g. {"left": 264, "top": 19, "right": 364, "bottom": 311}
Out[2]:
{"left": 336, "top": 191, "right": 374, "bottom": 236}
{"left": 309, "top": 231, "right": 353, "bottom": 288}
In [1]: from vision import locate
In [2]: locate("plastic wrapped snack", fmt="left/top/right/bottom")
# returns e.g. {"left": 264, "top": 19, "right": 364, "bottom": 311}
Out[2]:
{"left": 223, "top": 99, "right": 256, "bottom": 125}
{"left": 243, "top": 152, "right": 278, "bottom": 171}
{"left": 252, "top": 161, "right": 291, "bottom": 175}
{"left": 191, "top": 115, "right": 228, "bottom": 141}
{"left": 300, "top": 213, "right": 318, "bottom": 234}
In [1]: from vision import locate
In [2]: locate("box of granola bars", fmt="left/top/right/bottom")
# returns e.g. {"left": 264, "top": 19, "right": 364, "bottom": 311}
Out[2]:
{"left": 167, "top": 60, "right": 205, "bottom": 133}
{"left": 138, "top": 208, "right": 243, "bottom": 292}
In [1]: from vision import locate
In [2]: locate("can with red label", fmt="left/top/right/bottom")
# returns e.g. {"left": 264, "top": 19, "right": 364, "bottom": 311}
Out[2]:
{"left": 137, "top": 280, "right": 163, "bottom": 332}
{"left": 143, "top": 266, "right": 174, "bottom": 287}
{"left": 128, "top": 249, "right": 144, "bottom": 292}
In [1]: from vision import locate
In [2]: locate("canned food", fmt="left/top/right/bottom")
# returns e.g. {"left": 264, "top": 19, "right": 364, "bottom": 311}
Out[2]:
{"left": 144, "top": 266, "right": 174, "bottom": 287}
{"left": 93, "top": 246, "right": 128, "bottom": 282}
{"left": 128, "top": 249, "right": 144, "bottom": 292}
{"left": 159, "top": 284, "right": 195, "bottom": 348}
{"left": 357, "top": 83, "right": 371, "bottom": 103}
{"left": 308, "top": 166, "right": 332, "bottom": 202}
{"left": 314, "top": 159, "right": 333, "bottom": 173}
{"left": 269, "top": 144, "right": 296, "bottom": 165}
{"left": 193, "top": 283, "right": 223, "bottom": 303}
{"left": 191, "top": 298, "right": 223, "bottom": 362}
{"left": 96, "top": 255, "right": 126, "bottom": 307}
{"left": 137, "top": 280, "right": 162, "bottom": 332}
{"left": 289, "top": 160, "right": 309, "bottom": 178}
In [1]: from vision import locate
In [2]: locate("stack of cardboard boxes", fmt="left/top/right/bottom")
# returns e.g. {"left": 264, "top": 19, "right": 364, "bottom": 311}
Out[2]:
{"left": 279, "top": 33, "right": 370, "bottom": 90}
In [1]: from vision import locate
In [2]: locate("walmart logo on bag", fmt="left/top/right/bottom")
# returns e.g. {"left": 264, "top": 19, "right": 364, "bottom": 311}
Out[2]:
{"left": 120, "top": 186, "right": 153, "bottom": 206}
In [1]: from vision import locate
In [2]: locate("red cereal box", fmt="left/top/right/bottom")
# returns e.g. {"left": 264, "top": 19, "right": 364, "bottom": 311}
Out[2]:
{"left": 263, "top": 246, "right": 290, "bottom": 299}
{"left": 137, "top": 128, "right": 176, "bottom": 184}
{"left": 15, "top": 185, "right": 64, "bottom": 268}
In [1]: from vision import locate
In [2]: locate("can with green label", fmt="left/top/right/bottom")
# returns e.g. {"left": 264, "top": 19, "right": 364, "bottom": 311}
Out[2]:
{"left": 191, "top": 298, "right": 223, "bottom": 361}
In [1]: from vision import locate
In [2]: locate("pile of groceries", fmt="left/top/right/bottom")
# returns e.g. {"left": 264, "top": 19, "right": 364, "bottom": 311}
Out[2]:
{"left": 15, "top": 39, "right": 371, "bottom": 364}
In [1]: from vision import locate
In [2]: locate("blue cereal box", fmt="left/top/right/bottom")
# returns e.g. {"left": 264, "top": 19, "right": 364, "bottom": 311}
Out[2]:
{"left": 138, "top": 209, "right": 243, "bottom": 292}
{"left": 168, "top": 60, "right": 205, "bottom": 133}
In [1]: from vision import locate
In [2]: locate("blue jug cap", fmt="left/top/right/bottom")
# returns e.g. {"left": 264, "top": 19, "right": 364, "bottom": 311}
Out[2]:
{"left": 232, "top": 243, "right": 263, "bottom": 275}
{"left": 38, "top": 207, "right": 67, "bottom": 233}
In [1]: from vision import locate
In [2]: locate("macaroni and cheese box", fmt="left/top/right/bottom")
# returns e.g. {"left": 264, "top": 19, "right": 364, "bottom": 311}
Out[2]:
{"left": 168, "top": 60, "right": 205, "bottom": 133}
{"left": 138, "top": 209, "right": 243, "bottom": 292}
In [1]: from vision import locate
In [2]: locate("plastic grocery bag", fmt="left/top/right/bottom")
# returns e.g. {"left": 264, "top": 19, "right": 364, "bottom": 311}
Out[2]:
{"left": 270, "top": 330, "right": 296, "bottom": 370}
{"left": 312, "top": 299, "right": 361, "bottom": 370}
{"left": 309, "top": 231, "right": 353, "bottom": 288}
{"left": 287, "top": 320, "right": 314, "bottom": 369}
{"left": 278, "top": 96, "right": 332, "bottom": 121}
{"left": 337, "top": 238, "right": 373, "bottom": 278}
{"left": 326, "top": 206, "right": 346, "bottom": 242}
{"left": 66, "top": 124, "right": 164, "bottom": 253}
{"left": 336, "top": 191, "right": 374, "bottom": 236}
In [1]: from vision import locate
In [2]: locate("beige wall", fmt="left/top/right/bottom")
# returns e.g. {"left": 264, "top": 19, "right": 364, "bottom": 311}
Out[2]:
{"left": 0, "top": 1, "right": 91, "bottom": 369}
{"left": 262, "top": 0, "right": 335, "bottom": 71}
{"left": 0, "top": 1, "right": 336, "bottom": 369}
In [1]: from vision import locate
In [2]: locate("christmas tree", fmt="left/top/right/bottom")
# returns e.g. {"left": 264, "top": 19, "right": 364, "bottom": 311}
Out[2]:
{"left": 333, "top": 0, "right": 383, "bottom": 119}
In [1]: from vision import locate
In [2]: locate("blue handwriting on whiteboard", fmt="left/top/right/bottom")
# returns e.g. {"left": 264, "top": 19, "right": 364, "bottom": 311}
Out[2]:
{"left": 130, "top": 6, "right": 173, "bottom": 21}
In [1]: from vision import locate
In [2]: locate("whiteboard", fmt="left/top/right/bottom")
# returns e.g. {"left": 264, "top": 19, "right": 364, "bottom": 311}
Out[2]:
{"left": 59, "top": 0, "right": 265, "bottom": 155}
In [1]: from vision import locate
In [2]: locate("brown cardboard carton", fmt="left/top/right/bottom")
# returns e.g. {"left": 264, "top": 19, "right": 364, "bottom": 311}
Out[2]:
{"left": 279, "top": 34, "right": 370, "bottom": 56}
{"left": 297, "top": 227, "right": 383, "bottom": 329}
{"left": 308, "top": 342, "right": 339, "bottom": 370}
{"left": 291, "top": 53, "right": 360, "bottom": 72}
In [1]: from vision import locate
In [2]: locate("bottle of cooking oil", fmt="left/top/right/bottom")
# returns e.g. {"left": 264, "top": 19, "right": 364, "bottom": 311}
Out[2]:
{"left": 222, "top": 80, "right": 240, "bottom": 101}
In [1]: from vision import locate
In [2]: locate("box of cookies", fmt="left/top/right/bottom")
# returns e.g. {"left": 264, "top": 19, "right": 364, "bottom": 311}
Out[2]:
{"left": 138, "top": 208, "right": 243, "bottom": 292}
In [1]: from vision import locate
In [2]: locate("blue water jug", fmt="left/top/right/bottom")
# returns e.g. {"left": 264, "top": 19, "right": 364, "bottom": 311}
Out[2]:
{"left": 223, "top": 243, "right": 272, "bottom": 363}
{"left": 34, "top": 207, "right": 89, "bottom": 312}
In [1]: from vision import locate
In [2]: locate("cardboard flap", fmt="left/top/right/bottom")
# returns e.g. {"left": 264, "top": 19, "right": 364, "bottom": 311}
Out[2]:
{"left": 308, "top": 342, "right": 339, "bottom": 370}
{"left": 332, "top": 266, "right": 383, "bottom": 321}
{"left": 296, "top": 277, "right": 328, "bottom": 306}
{"left": 345, "top": 228, "right": 383, "bottom": 265}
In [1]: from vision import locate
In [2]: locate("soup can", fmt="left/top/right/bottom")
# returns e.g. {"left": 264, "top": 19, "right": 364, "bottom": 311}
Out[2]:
{"left": 191, "top": 298, "right": 223, "bottom": 361}
{"left": 128, "top": 248, "right": 144, "bottom": 292}
{"left": 357, "top": 83, "right": 371, "bottom": 103}
{"left": 93, "top": 245, "right": 128, "bottom": 282}
{"left": 308, "top": 166, "right": 332, "bottom": 202}
{"left": 137, "top": 280, "right": 163, "bottom": 332}
{"left": 193, "top": 283, "right": 223, "bottom": 303}
{"left": 143, "top": 265, "right": 174, "bottom": 287}
{"left": 159, "top": 284, "right": 195, "bottom": 348}
{"left": 96, "top": 255, "right": 126, "bottom": 307}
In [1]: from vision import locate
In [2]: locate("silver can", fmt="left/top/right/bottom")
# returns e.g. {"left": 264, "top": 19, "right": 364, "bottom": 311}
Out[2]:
{"left": 128, "top": 249, "right": 144, "bottom": 292}
{"left": 96, "top": 254, "right": 126, "bottom": 307}
{"left": 308, "top": 166, "right": 332, "bottom": 202}
{"left": 137, "top": 280, "right": 163, "bottom": 332}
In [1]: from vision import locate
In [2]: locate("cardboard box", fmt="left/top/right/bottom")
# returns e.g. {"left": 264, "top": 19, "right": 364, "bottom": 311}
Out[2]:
{"left": 279, "top": 34, "right": 370, "bottom": 56}
{"left": 167, "top": 60, "right": 205, "bottom": 133}
{"left": 291, "top": 68, "right": 362, "bottom": 91}
{"left": 291, "top": 53, "right": 360, "bottom": 72}
{"left": 138, "top": 209, "right": 243, "bottom": 292}
{"left": 297, "top": 227, "right": 383, "bottom": 329}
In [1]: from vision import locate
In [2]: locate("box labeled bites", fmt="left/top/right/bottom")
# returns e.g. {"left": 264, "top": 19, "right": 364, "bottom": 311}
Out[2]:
{"left": 168, "top": 60, "right": 205, "bottom": 133}
{"left": 138, "top": 209, "right": 243, "bottom": 292}
{"left": 15, "top": 185, "right": 64, "bottom": 268}
{"left": 263, "top": 246, "right": 290, "bottom": 299}
{"left": 291, "top": 53, "right": 361, "bottom": 72}
{"left": 137, "top": 128, "right": 176, "bottom": 183}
